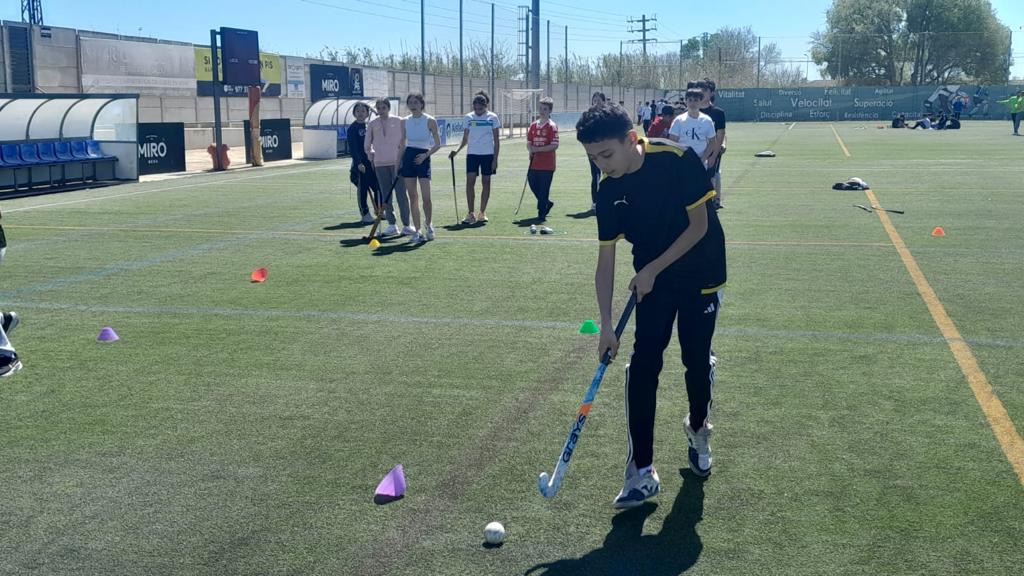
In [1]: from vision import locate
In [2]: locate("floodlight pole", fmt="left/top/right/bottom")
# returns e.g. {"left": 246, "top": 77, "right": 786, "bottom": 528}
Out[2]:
{"left": 564, "top": 25, "right": 568, "bottom": 109}
{"left": 756, "top": 36, "right": 761, "bottom": 88}
{"left": 530, "top": 0, "right": 540, "bottom": 89}
{"left": 420, "top": 0, "right": 426, "bottom": 95}
{"left": 546, "top": 20, "right": 550, "bottom": 95}
{"left": 460, "top": 0, "right": 464, "bottom": 111}
{"left": 490, "top": 3, "right": 495, "bottom": 100}
{"left": 210, "top": 29, "right": 224, "bottom": 171}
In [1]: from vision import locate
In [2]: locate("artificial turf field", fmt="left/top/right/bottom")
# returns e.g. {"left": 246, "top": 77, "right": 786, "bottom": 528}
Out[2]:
{"left": 1, "top": 121, "right": 1022, "bottom": 575}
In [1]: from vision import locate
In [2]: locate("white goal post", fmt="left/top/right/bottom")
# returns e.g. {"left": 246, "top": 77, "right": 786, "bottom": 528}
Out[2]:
{"left": 501, "top": 88, "right": 544, "bottom": 138}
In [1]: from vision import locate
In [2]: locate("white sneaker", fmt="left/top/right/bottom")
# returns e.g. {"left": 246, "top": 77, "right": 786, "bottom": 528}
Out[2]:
{"left": 401, "top": 225, "right": 417, "bottom": 236}
{"left": 425, "top": 225, "right": 435, "bottom": 241}
{"left": 410, "top": 231, "right": 425, "bottom": 244}
{"left": 462, "top": 213, "right": 477, "bottom": 225}
{"left": 613, "top": 461, "right": 660, "bottom": 509}
{"left": 684, "top": 414, "right": 713, "bottom": 477}
{"left": 362, "top": 213, "right": 375, "bottom": 224}
{"left": 382, "top": 224, "right": 398, "bottom": 236}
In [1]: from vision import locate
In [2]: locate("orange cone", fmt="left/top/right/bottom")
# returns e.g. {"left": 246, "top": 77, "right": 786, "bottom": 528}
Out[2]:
{"left": 250, "top": 267, "right": 268, "bottom": 282}
{"left": 931, "top": 227, "right": 946, "bottom": 237}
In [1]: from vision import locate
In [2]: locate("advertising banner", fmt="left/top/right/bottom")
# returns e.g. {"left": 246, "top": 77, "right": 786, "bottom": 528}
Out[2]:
{"left": 310, "top": 64, "right": 350, "bottom": 101}
{"left": 80, "top": 38, "right": 195, "bottom": 95}
{"left": 349, "top": 67, "right": 364, "bottom": 98}
{"left": 285, "top": 57, "right": 306, "bottom": 99}
{"left": 435, "top": 116, "right": 468, "bottom": 146}
{"left": 195, "top": 47, "right": 281, "bottom": 97}
{"left": 702, "top": 85, "right": 1023, "bottom": 122}
{"left": 244, "top": 118, "right": 293, "bottom": 162}
{"left": 137, "top": 123, "right": 186, "bottom": 175}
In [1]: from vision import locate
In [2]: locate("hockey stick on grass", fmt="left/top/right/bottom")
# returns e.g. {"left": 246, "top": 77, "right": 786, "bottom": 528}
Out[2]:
{"left": 538, "top": 291, "right": 638, "bottom": 498}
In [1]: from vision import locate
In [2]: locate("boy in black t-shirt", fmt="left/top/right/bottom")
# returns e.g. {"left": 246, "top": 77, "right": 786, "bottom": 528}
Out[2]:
{"left": 576, "top": 103, "right": 726, "bottom": 508}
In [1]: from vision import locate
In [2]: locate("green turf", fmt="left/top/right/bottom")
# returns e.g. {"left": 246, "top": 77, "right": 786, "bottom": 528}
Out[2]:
{"left": 1, "top": 121, "right": 1022, "bottom": 575}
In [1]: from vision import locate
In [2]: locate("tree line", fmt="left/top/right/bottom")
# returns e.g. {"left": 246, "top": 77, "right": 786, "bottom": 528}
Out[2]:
{"left": 313, "top": 1, "right": 1013, "bottom": 89}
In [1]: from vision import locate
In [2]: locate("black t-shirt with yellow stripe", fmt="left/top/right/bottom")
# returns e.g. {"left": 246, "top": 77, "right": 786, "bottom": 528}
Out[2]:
{"left": 596, "top": 138, "right": 726, "bottom": 291}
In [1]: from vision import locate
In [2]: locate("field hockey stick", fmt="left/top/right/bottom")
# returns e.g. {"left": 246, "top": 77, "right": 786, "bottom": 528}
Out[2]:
{"left": 871, "top": 205, "right": 905, "bottom": 214}
{"left": 853, "top": 204, "right": 873, "bottom": 213}
{"left": 538, "top": 291, "right": 638, "bottom": 499}
{"left": 365, "top": 171, "right": 401, "bottom": 241}
{"left": 449, "top": 155, "right": 459, "bottom": 224}
{"left": 514, "top": 154, "right": 534, "bottom": 216}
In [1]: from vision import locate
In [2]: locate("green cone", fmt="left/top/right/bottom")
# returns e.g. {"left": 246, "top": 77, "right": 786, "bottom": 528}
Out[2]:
{"left": 579, "top": 319, "right": 600, "bottom": 334}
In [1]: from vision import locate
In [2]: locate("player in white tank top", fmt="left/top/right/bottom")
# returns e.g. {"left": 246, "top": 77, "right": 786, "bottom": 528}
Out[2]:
{"left": 401, "top": 93, "right": 441, "bottom": 243}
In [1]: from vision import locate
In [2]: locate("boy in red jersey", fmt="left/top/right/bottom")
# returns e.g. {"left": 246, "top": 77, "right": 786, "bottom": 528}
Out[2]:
{"left": 526, "top": 97, "right": 560, "bottom": 221}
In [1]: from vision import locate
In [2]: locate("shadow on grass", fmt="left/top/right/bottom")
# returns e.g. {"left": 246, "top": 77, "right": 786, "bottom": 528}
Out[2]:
{"left": 323, "top": 221, "right": 371, "bottom": 231}
{"left": 373, "top": 494, "right": 405, "bottom": 505}
{"left": 524, "top": 469, "right": 705, "bottom": 576}
{"left": 565, "top": 210, "right": 595, "bottom": 220}
{"left": 338, "top": 238, "right": 374, "bottom": 248}
{"left": 441, "top": 221, "right": 488, "bottom": 232}
{"left": 371, "top": 241, "right": 428, "bottom": 256}
{"left": 338, "top": 234, "right": 403, "bottom": 249}
{"left": 513, "top": 217, "right": 545, "bottom": 227}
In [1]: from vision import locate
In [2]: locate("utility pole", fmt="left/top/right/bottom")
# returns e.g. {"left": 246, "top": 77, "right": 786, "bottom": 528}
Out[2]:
{"left": 756, "top": 36, "right": 761, "bottom": 88}
{"left": 564, "top": 25, "right": 568, "bottom": 109}
{"left": 420, "top": 0, "right": 425, "bottom": 95}
{"left": 627, "top": 14, "right": 657, "bottom": 58}
{"left": 679, "top": 40, "right": 684, "bottom": 89}
{"left": 546, "top": 19, "right": 551, "bottom": 95}
{"left": 460, "top": 0, "right": 464, "bottom": 110}
{"left": 490, "top": 3, "right": 495, "bottom": 100}
{"left": 530, "top": 0, "right": 541, "bottom": 89}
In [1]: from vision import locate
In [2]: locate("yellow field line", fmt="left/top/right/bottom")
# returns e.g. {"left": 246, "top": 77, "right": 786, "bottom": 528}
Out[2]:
{"left": 864, "top": 188, "right": 1024, "bottom": 486}
{"left": 5, "top": 224, "right": 889, "bottom": 247}
{"left": 831, "top": 124, "right": 851, "bottom": 157}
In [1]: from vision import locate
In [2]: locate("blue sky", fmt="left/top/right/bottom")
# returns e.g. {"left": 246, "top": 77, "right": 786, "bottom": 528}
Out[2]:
{"left": 6, "top": 0, "right": 1024, "bottom": 78}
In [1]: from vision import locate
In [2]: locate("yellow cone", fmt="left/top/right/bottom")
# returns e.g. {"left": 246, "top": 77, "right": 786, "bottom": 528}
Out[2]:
{"left": 369, "top": 239, "right": 381, "bottom": 248}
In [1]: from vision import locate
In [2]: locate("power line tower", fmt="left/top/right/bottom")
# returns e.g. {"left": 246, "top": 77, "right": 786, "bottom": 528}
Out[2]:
{"left": 627, "top": 14, "right": 657, "bottom": 58}
{"left": 21, "top": 0, "right": 43, "bottom": 26}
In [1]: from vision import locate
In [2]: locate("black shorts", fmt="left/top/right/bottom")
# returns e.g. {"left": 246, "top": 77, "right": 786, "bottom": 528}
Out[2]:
{"left": 467, "top": 154, "right": 495, "bottom": 176}
{"left": 400, "top": 148, "right": 431, "bottom": 179}
{"left": 706, "top": 147, "right": 725, "bottom": 179}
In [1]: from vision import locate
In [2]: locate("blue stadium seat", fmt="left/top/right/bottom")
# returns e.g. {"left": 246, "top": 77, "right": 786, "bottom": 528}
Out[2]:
{"left": 37, "top": 142, "right": 67, "bottom": 164}
{"left": 71, "top": 140, "right": 91, "bottom": 160}
{"left": 54, "top": 141, "right": 75, "bottom": 161}
{"left": 2, "top": 144, "right": 25, "bottom": 165}
{"left": 19, "top": 143, "right": 44, "bottom": 165}
{"left": 86, "top": 140, "right": 116, "bottom": 159}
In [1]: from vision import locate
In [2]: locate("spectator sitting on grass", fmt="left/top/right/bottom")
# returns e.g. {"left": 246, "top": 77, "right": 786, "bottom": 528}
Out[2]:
{"left": 909, "top": 115, "right": 934, "bottom": 130}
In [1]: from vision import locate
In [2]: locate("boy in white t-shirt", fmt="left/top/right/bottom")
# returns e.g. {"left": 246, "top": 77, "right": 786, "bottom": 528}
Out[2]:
{"left": 668, "top": 89, "right": 717, "bottom": 164}
{"left": 448, "top": 91, "right": 502, "bottom": 224}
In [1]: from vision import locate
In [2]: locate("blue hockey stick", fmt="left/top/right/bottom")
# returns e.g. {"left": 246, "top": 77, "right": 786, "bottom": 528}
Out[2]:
{"left": 538, "top": 291, "right": 637, "bottom": 498}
